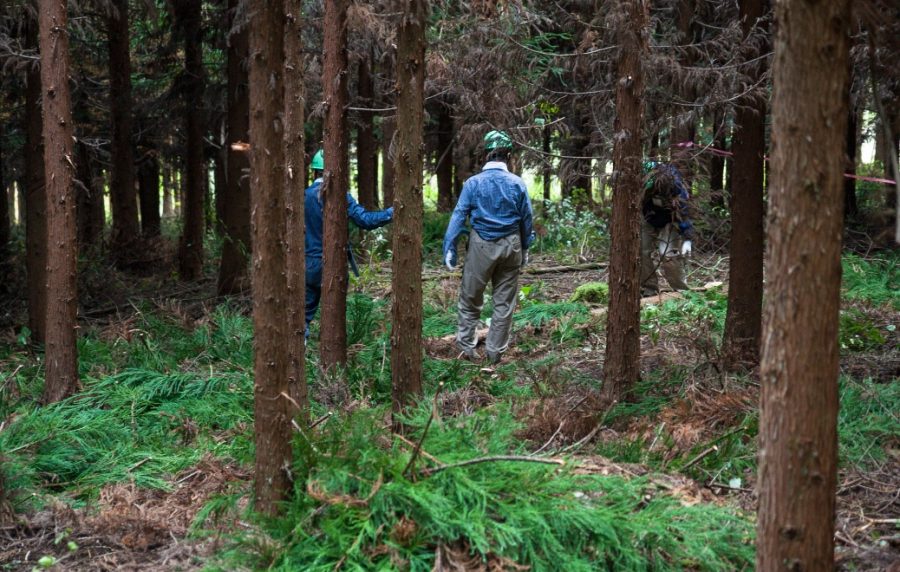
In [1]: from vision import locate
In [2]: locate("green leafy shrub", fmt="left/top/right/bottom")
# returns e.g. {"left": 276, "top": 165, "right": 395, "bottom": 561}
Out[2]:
{"left": 839, "top": 309, "right": 887, "bottom": 352}
{"left": 842, "top": 254, "right": 900, "bottom": 310}
{"left": 208, "top": 404, "right": 754, "bottom": 571}
{"left": 570, "top": 281, "right": 609, "bottom": 305}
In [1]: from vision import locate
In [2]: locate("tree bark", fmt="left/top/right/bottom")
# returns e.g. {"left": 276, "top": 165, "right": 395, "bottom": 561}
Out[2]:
{"left": 138, "top": 154, "right": 161, "bottom": 237}
{"left": 284, "top": 0, "right": 307, "bottom": 423}
{"left": 722, "top": 0, "right": 768, "bottom": 371}
{"left": 601, "top": 0, "right": 647, "bottom": 404}
{"left": 757, "top": 0, "right": 850, "bottom": 569}
{"left": 670, "top": 0, "right": 696, "bottom": 187}
{"left": 0, "top": 121, "right": 9, "bottom": 257}
{"left": 39, "top": 0, "right": 79, "bottom": 403}
{"left": 218, "top": 0, "right": 252, "bottom": 295}
{"left": 178, "top": 0, "right": 206, "bottom": 280}
{"left": 709, "top": 110, "right": 727, "bottom": 207}
{"left": 542, "top": 126, "right": 551, "bottom": 201}
{"left": 319, "top": 0, "right": 351, "bottom": 369}
{"left": 75, "top": 141, "right": 103, "bottom": 248}
{"left": 248, "top": 0, "right": 291, "bottom": 516}
{"left": 108, "top": 0, "right": 140, "bottom": 256}
{"left": 356, "top": 49, "right": 378, "bottom": 210}
{"left": 25, "top": 16, "right": 47, "bottom": 344}
{"left": 844, "top": 96, "right": 858, "bottom": 217}
{"left": 391, "top": 0, "right": 427, "bottom": 431}
{"left": 162, "top": 164, "right": 174, "bottom": 217}
{"left": 435, "top": 102, "right": 453, "bottom": 213}
{"left": 381, "top": 54, "right": 396, "bottom": 207}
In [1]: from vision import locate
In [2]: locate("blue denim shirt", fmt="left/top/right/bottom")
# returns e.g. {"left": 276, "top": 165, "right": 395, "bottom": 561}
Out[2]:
{"left": 305, "top": 179, "right": 393, "bottom": 260}
{"left": 442, "top": 163, "right": 535, "bottom": 263}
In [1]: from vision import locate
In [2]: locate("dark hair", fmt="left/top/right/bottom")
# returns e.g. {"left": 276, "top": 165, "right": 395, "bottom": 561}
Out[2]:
{"left": 486, "top": 148, "right": 511, "bottom": 163}
{"left": 652, "top": 168, "right": 677, "bottom": 196}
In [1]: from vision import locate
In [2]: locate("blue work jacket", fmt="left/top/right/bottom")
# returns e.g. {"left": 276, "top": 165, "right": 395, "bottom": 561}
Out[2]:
{"left": 305, "top": 179, "right": 393, "bottom": 261}
{"left": 642, "top": 164, "right": 694, "bottom": 239}
{"left": 442, "top": 162, "right": 535, "bottom": 262}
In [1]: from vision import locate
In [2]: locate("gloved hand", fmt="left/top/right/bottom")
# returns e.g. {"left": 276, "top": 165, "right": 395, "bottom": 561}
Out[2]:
{"left": 445, "top": 250, "right": 457, "bottom": 270}
{"left": 521, "top": 250, "right": 529, "bottom": 267}
{"left": 680, "top": 240, "right": 692, "bottom": 257}
{"left": 385, "top": 206, "right": 394, "bottom": 219}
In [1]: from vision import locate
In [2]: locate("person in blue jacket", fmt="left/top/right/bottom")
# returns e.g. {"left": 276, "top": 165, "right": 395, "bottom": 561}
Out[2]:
{"left": 640, "top": 161, "right": 694, "bottom": 296}
{"left": 305, "top": 150, "right": 393, "bottom": 335}
{"left": 442, "top": 130, "right": 534, "bottom": 364}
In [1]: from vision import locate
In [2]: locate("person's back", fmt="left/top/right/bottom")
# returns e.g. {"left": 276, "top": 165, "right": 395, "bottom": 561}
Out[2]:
{"left": 305, "top": 180, "right": 325, "bottom": 259}
{"left": 462, "top": 167, "right": 530, "bottom": 240}
{"left": 442, "top": 131, "right": 534, "bottom": 364}
{"left": 302, "top": 151, "right": 393, "bottom": 335}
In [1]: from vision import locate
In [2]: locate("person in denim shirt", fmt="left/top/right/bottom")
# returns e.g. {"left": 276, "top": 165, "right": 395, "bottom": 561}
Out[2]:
{"left": 443, "top": 131, "right": 534, "bottom": 363}
{"left": 640, "top": 161, "right": 694, "bottom": 296}
{"left": 305, "top": 150, "right": 393, "bottom": 335}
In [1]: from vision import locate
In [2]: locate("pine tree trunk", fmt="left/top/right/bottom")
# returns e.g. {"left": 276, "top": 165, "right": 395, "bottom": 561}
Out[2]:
{"left": 601, "top": 0, "right": 647, "bottom": 404}
{"left": 217, "top": 0, "right": 251, "bottom": 295}
{"left": 25, "top": 16, "right": 47, "bottom": 344}
{"left": 39, "top": 0, "right": 79, "bottom": 403}
{"left": 391, "top": 0, "right": 427, "bottom": 431}
{"left": 248, "top": 0, "right": 291, "bottom": 516}
{"left": 139, "top": 154, "right": 161, "bottom": 237}
{"left": 757, "top": 0, "right": 850, "bottom": 568}
{"left": 722, "top": 0, "right": 768, "bottom": 371}
{"left": 162, "top": 165, "right": 174, "bottom": 217}
{"left": 542, "top": 126, "right": 551, "bottom": 201}
{"left": 844, "top": 97, "right": 858, "bottom": 217}
{"left": 320, "top": 0, "right": 350, "bottom": 369}
{"left": 709, "top": 110, "right": 727, "bottom": 207}
{"left": 108, "top": 0, "right": 140, "bottom": 256}
{"left": 381, "top": 54, "right": 396, "bottom": 207}
{"left": 670, "top": 0, "right": 696, "bottom": 184}
{"left": 356, "top": 50, "right": 378, "bottom": 210}
{"left": 284, "top": 0, "right": 308, "bottom": 423}
{"left": 75, "top": 141, "right": 102, "bottom": 248}
{"left": 436, "top": 102, "right": 453, "bottom": 213}
{"left": 0, "top": 121, "right": 9, "bottom": 257}
{"left": 178, "top": 0, "right": 206, "bottom": 280}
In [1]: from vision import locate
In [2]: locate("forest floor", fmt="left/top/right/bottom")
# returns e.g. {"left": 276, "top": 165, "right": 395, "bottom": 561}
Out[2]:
{"left": 1, "top": 233, "right": 898, "bottom": 571}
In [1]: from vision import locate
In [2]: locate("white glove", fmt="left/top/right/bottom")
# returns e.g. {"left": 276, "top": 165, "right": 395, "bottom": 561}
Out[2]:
{"left": 680, "top": 240, "right": 692, "bottom": 257}
{"left": 445, "top": 250, "right": 456, "bottom": 270}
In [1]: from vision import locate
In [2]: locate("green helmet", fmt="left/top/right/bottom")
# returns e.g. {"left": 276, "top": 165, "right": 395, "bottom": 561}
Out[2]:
{"left": 484, "top": 130, "right": 513, "bottom": 150}
{"left": 311, "top": 149, "right": 325, "bottom": 170}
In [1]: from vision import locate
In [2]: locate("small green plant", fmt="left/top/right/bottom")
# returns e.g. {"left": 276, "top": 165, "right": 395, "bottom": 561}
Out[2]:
{"left": 839, "top": 309, "right": 887, "bottom": 352}
{"left": 569, "top": 281, "right": 609, "bottom": 305}
{"left": 842, "top": 253, "right": 900, "bottom": 310}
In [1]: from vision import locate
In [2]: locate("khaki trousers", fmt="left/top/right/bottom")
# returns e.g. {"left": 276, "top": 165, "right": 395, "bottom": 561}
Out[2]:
{"left": 640, "top": 220, "right": 689, "bottom": 294}
{"left": 457, "top": 231, "right": 523, "bottom": 357}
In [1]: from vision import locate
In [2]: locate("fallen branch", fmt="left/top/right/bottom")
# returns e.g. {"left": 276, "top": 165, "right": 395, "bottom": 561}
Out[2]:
{"left": 523, "top": 262, "right": 607, "bottom": 275}
{"left": 402, "top": 382, "right": 446, "bottom": 477}
{"left": 420, "top": 455, "right": 565, "bottom": 476}
{"left": 681, "top": 445, "right": 719, "bottom": 471}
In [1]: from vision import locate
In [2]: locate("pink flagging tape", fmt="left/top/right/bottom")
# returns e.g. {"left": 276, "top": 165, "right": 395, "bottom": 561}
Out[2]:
{"left": 672, "top": 141, "right": 897, "bottom": 185}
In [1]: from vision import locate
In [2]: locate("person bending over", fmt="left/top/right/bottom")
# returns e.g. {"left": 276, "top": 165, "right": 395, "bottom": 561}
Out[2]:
{"left": 640, "top": 161, "right": 694, "bottom": 296}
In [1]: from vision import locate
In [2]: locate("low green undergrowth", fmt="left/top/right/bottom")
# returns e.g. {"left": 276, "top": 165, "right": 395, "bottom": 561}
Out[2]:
{"left": 842, "top": 253, "right": 900, "bottom": 310}
{"left": 596, "top": 376, "right": 899, "bottom": 485}
{"left": 204, "top": 404, "right": 754, "bottom": 572}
